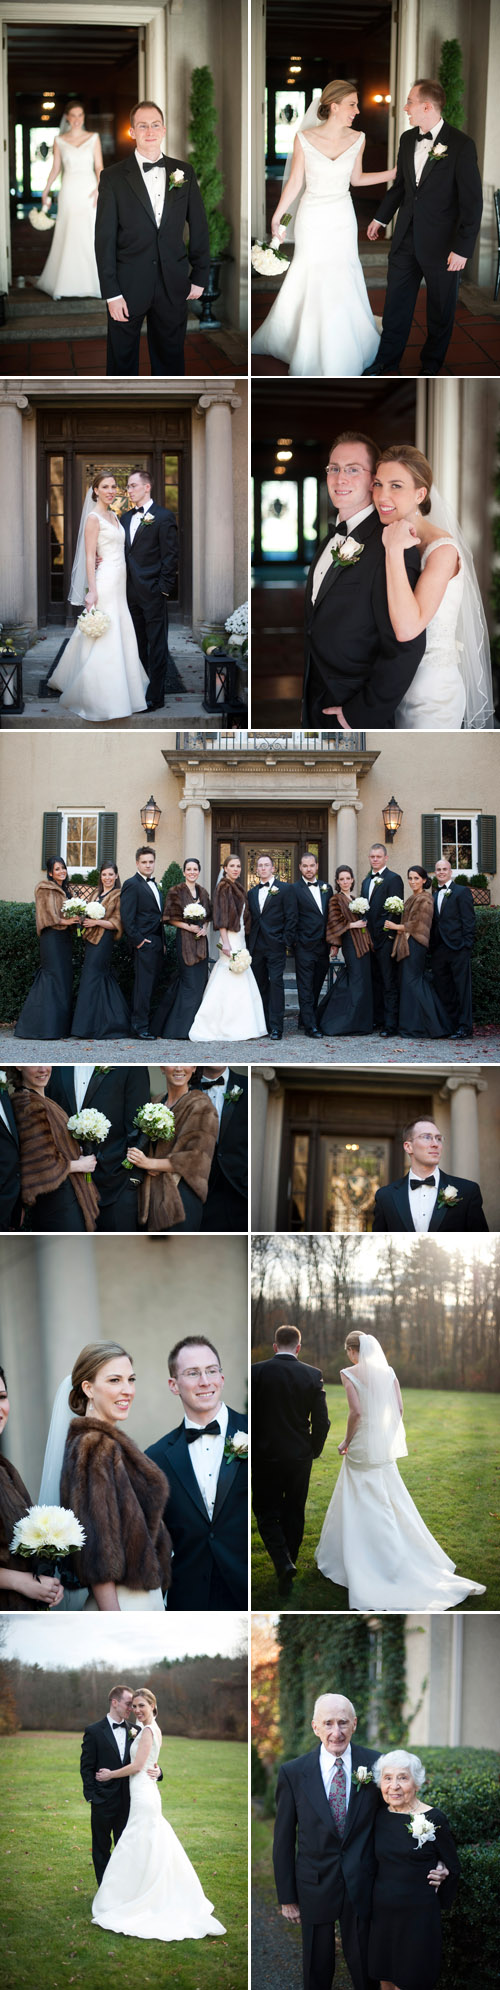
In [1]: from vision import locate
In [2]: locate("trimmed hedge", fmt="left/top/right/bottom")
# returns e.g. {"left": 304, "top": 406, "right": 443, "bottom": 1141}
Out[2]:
{"left": 470, "top": 908, "right": 500, "bottom": 1024}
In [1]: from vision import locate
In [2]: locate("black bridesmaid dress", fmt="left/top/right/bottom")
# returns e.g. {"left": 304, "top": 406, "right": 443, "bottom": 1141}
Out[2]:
{"left": 153, "top": 934, "right": 209, "bottom": 1040}
{"left": 71, "top": 928, "right": 131, "bottom": 1039}
{"left": 398, "top": 938, "right": 452, "bottom": 1038}
{"left": 368, "top": 1805, "right": 460, "bottom": 1990}
{"left": 28, "top": 1177, "right": 87, "bottom": 1232}
{"left": 318, "top": 932, "right": 374, "bottom": 1036}
{"left": 15, "top": 926, "right": 74, "bottom": 1040}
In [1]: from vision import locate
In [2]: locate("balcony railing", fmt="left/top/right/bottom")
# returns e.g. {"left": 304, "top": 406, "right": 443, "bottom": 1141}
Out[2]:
{"left": 173, "top": 730, "right": 367, "bottom": 752}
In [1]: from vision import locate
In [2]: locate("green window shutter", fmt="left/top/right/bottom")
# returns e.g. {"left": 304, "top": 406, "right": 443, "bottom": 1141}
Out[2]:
{"left": 41, "top": 811, "right": 62, "bottom": 867}
{"left": 477, "top": 815, "right": 497, "bottom": 874}
{"left": 97, "top": 812, "right": 118, "bottom": 868}
{"left": 421, "top": 814, "right": 441, "bottom": 870}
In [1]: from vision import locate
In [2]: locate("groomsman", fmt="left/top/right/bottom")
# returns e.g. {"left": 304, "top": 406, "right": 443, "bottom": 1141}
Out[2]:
{"left": 47, "top": 1066, "right": 150, "bottom": 1230}
{"left": 247, "top": 855, "right": 296, "bottom": 1041}
{"left": 252, "top": 1325, "right": 330, "bottom": 1595}
{"left": 431, "top": 857, "right": 475, "bottom": 1037}
{"left": 191, "top": 1067, "right": 248, "bottom": 1231}
{"left": 0, "top": 1084, "right": 21, "bottom": 1230}
{"left": 361, "top": 841, "right": 404, "bottom": 1036}
{"left": 121, "top": 847, "right": 164, "bottom": 1038}
{"left": 372, "top": 1117, "right": 488, "bottom": 1231}
{"left": 289, "top": 854, "right": 332, "bottom": 1038}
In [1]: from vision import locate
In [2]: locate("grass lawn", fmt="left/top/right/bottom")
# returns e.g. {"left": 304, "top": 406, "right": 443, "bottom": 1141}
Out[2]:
{"left": 251, "top": 1386, "right": 499, "bottom": 1611}
{"left": 0, "top": 1732, "right": 247, "bottom": 1990}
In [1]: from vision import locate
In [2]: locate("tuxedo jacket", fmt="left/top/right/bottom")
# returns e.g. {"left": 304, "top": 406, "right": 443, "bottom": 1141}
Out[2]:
{"left": 374, "top": 120, "right": 483, "bottom": 265}
{"left": 47, "top": 1067, "right": 150, "bottom": 1206}
{"left": 95, "top": 153, "right": 210, "bottom": 317}
{"left": 247, "top": 880, "right": 296, "bottom": 958}
{"left": 360, "top": 867, "right": 405, "bottom": 950}
{"left": 80, "top": 1716, "right": 133, "bottom": 1815}
{"left": 372, "top": 1169, "right": 488, "bottom": 1233}
{"left": 0, "top": 1094, "right": 21, "bottom": 1230}
{"left": 252, "top": 1353, "right": 330, "bottom": 1464}
{"left": 120, "top": 874, "right": 164, "bottom": 949}
{"left": 273, "top": 1742, "right": 380, "bottom": 1925}
{"left": 302, "top": 510, "right": 425, "bottom": 728}
{"left": 192, "top": 1069, "right": 248, "bottom": 1202}
{"left": 123, "top": 502, "right": 178, "bottom": 608}
{"left": 146, "top": 1407, "right": 248, "bottom": 1611}
{"left": 431, "top": 883, "right": 475, "bottom": 953}
{"left": 289, "top": 877, "right": 333, "bottom": 951}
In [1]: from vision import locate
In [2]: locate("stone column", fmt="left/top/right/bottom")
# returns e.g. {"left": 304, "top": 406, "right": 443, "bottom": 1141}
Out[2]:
{"left": 251, "top": 1070, "right": 273, "bottom": 1228}
{"left": 331, "top": 800, "right": 363, "bottom": 879}
{"left": 439, "top": 1072, "right": 487, "bottom": 1184}
{"left": 426, "top": 378, "right": 460, "bottom": 514}
{"left": 38, "top": 1240, "right": 101, "bottom": 1418}
{"left": 396, "top": 0, "right": 418, "bottom": 140}
{"left": 179, "top": 792, "right": 210, "bottom": 865}
{"left": 0, "top": 394, "right": 29, "bottom": 619}
{"left": 197, "top": 394, "right": 241, "bottom": 623}
{"left": 251, "top": 0, "right": 266, "bottom": 238}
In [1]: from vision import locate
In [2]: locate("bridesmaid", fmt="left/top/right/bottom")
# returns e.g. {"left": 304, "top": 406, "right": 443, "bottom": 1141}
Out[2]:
{"left": 60, "top": 1341, "right": 172, "bottom": 1610}
{"left": 71, "top": 862, "right": 131, "bottom": 1039}
{"left": 15, "top": 857, "right": 81, "bottom": 1040}
{"left": 384, "top": 866, "right": 453, "bottom": 1039}
{"left": 9, "top": 1065, "right": 99, "bottom": 1232}
{"left": 318, "top": 865, "right": 374, "bottom": 1036}
{"left": 126, "top": 1063, "right": 218, "bottom": 1233}
{"left": 0, "top": 1364, "right": 64, "bottom": 1611}
{"left": 153, "top": 860, "right": 212, "bottom": 1039}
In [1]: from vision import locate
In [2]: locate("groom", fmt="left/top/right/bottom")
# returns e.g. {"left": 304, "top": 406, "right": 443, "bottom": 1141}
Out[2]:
{"left": 80, "top": 1684, "right": 161, "bottom": 1884}
{"left": 123, "top": 467, "right": 180, "bottom": 710}
{"left": 365, "top": 78, "right": 483, "bottom": 376}
{"left": 95, "top": 99, "right": 210, "bottom": 376}
{"left": 252, "top": 1325, "right": 330, "bottom": 1595}
{"left": 147, "top": 1336, "right": 248, "bottom": 1610}
{"left": 302, "top": 433, "right": 425, "bottom": 728}
{"left": 372, "top": 1117, "right": 489, "bottom": 1232}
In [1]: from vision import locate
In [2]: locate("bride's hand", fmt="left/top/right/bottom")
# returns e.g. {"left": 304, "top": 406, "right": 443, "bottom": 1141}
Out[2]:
{"left": 270, "top": 210, "right": 286, "bottom": 239}
{"left": 381, "top": 520, "right": 420, "bottom": 552}
{"left": 338, "top": 1440, "right": 349, "bottom": 1455}
{"left": 85, "top": 587, "right": 98, "bottom": 608}
{"left": 96, "top": 1767, "right": 113, "bottom": 1781}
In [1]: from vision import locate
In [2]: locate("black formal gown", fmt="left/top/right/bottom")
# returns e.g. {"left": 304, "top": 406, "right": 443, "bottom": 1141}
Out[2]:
{"left": 368, "top": 1805, "right": 460, "bottom": 1990}
{"left": 71, "top": 932, "right": 131, "bottom": 1039}
{"left": 15, "top": 926, "right": 74, "bottom": 1040}
{"left": 398, "top": 938, "right": 452, "bottom": 1039}
{"left": 28, "top": 1176, "right": 87, "bottom": 1232}
{"left": 319, "top": 932, "right": 374, "bottom": 1036}
{"left": 153, "top": 933, "right": 208, "bottom": 1039}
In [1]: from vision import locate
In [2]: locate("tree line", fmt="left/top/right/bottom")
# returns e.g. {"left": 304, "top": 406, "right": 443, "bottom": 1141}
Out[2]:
{"left": 0, "top": 1653, "right": 247, "bottom": 1739}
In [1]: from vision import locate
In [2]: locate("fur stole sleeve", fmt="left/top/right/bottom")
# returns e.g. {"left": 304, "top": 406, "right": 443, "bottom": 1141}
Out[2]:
{"left": 138, "top": 1091, "right": 218, "bottom": 1231}
{"left": 83, "top": 885, "right": 122, "bottom": 946}
{"left": 392, "top": 891, "right": 433, "bottom": 960}
{"left": 34, "top": 879, "right": 71, "bottom": 934}
{"left": 326, "top": 891, "right": 372, "bottom": 958}
{"left": 0, "top": 1454, "right": 45, "bottom": 1610}
{"left": 12, "top": 1088, "right": 99, "bottom": 1231}
{"left": 60, "top": 1418, "right": 172, "bottom": 1594}
{"left": 212, "top": 879, "right": 250, "bottom": 934}
{"left": 164, "top": 884, "right": 212, "bottom": 964}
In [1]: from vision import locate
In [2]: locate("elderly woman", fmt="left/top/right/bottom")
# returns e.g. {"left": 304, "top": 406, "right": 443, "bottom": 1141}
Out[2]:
{"left": 368, "top": 1749, "right": 460, "bottom": 1990}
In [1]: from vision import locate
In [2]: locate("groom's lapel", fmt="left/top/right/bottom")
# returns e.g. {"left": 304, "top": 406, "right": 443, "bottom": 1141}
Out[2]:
{"left": 417, "top": 121, "right": 450, "bottom": 195}
{"left": 313, "top": 512, "right": 378, "bottom": 610}
{"left": 124, "top": 154, "right": 158, "bottom": 228}
{"left": 389, "top": 1178, "right": 415, "bottom": 1232}
{"left": 428, "top": 1174, "right": 450, "bottom": 1233}
{"left": 82, "top": 1069, "right": 108, "bottom": 1111}
{"left": 166, "top": 1426, "right": 213, "bottom": 1523}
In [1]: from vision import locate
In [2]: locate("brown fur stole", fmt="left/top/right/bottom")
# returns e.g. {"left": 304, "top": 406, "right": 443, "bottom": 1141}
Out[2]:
{"left": 212, "top": 878, "right": 251, "bottom": 936}
{"left": 34, "top": 878, "right": 74, "bottom": 935}
{"left": 392, "top": 891, "right": 433, "bottom": 961}
{"left": 326, "top": 891, "right": 373, "bottom": 959}
{"left": 138, "top": 1089, "right": 218, "bottom": 1232}
{"left": 60, "top": 1418, "right": 172, "bottom": 1593}
{"left": 12, "top": 1085, "right": 99, "bottom": 1231}
{"left": 83, "top": 884, "right": 123, "bottom": 946}
{"left": 164, "top": 883, "right": 212, "bottom": 964}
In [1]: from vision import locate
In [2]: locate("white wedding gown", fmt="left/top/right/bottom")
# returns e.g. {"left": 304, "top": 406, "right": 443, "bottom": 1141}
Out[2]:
{"left": 189, "top": 918, "right": 267, "bottom": 1041}
{"left": 315, "top": 1368, "right": 485, "bottom": 1611}
{"left": 92, "top": 1723, "right": 226, "bottom": 1941}
{"left": 251, "top": 132, "right": 380, "bottom": 376}
{"left": 49, "top": 513, "right": 148, "bottom": 721}
{"left": 38, "top": 134, "right": 101, "bottom": 298}
{"left": 395, "top": 539, "right": 466, "bottom": 730}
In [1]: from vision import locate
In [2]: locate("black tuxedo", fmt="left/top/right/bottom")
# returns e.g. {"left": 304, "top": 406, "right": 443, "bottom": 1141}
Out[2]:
{"left": 191, "top": 1069, "right": 248, "bottom": 1231}
{"left": 146, "top": 1407, "right": 247, "bottom": 1610}
{"left": 121, "top": 872, "right": 164, "bottom": 1032}
{"left": 80, "top": 1716, "right": 132, "bottom": 1884}
{"left": 47, "top": 1067, "right": 150, "bottom": 1230}
{"left": 247, "top": 879, "right": 296, "bottom": 1032}
{"left": 273, "top": 1742, "right": 380, "bottom": 1990}
{"left": 431, "top": 882, "right": 475, "bottom": 1032}
{"left": 373, "top": 120, "right": 483, "bottom": 373}
{"left": 0, "top": 1092, "right": 21, "bottom": 1230}
{"left": 302, "top": 510, "right": 425, "bottom": 727}
{"left": 252, "top": 1353, "right": 330, "bottom": 1573}
{"left": 361, "top": 864, "right": 404, "bottom": 1032}
{"left": 95, "top": 152, "right": 210, "bottom": 375}
{"left": 289, "top": 879, "right": 333, "bottom": 1030}
{"left": 373, "top": 1168, "right": 488, "bottom": 1232}
{"left": 123, "top": 502, "right": 178, "bottom": 708}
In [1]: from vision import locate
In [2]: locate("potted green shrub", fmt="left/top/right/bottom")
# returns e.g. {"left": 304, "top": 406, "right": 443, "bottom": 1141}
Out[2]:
{"left": 188, "top": 65, "right": 231, "bottom": 328}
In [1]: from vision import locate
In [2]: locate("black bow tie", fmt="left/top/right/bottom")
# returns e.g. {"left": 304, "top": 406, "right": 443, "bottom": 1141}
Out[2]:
{"left": 134, "top": 505, "right": 144, "bottom": 514}
{"left": 307, "top": 880, "right": 320, "bottom": 887}
{"left": 200, "top": 1077, "right": 225, "bottom": 1088}
{"left": 143, "top": 156, "right": 167, "bottom": 173}
{"left": 410, "top": 1175, "right": 436, "bottom": 1190}
{"left": 334, "top": 519, "right": 348, "bottom": 538}
{"left": 185, "top": 1420, "right": 221, "bottom": 1443}
{"left": 112, "top": 1721, "right": 127, "bottom": 1729}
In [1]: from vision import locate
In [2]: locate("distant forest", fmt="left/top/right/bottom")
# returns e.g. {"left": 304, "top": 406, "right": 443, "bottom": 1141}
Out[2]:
{"left": 0, "top": 1653, "right": 247, "bottom": 1739}
{"left": 251, "top": 1233, "right": 500, "bottom": 1390}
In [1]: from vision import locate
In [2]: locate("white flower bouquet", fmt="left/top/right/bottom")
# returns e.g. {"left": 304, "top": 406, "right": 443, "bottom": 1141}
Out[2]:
{"left": 10, "top": 1503, "right": 86, "bottom": 1589}
{"left": 225, "top": 602, "right": 248, "bottom": 658}
{"left": 223, "top": 1429, "right": 248, "bottom": 1461}
{"left": 66, "top": 1107, "right": 112, "bottom": 1182}
{"left": 133, "top": 1103, "right": 176, "bottom": 1144}
{"left": 228, "top": 948, "right": 252, "bottom": 975}
{"left": 350, "top": 897, "right": 370, "bottom": 915}
{"left": 77, "top": 607, "right": 112, "bottom": 641}
{"left": 183, "top": 901, "right": 208, "bottom": 928}
{"left": 62, "top": 896, "right": 91, "bottom": 923}
{"left": 407, "top": 1813, "right": 436, "bottom": 1848}
{"left": 28, "top": 206, "right": 55, "bottom": 231}
{"left": 83, "top": 901, "right": 106, "bottom": 922}
{"left": 384, "top": 896, "right": 405, "bottom": 915}
{"left": 251, "top": 217, "right": 292, "bottom": 277}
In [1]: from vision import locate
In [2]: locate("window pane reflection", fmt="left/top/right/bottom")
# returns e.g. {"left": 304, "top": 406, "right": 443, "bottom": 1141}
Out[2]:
{"left": 261, "top": 481, "right": 298, "bottom": 561}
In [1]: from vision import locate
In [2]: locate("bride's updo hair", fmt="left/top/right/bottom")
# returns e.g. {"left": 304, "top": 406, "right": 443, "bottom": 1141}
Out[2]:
{"left": 376, "top": 445, "right": 433, "bottom": 516}
{"left": 317, "top": 79, "right": 357, "bottom": 121}
{"left": 69, "top": 1341, "right": 133, "bottom": 1416}
{"left": 91, "top": 467, "right": 116, "bottom": 502}
{"left": 345, "top": 1332, "right": 360, "bottom": 1353}
{"left": 132, "top": 1686, "right": 158, "bottom": 1715}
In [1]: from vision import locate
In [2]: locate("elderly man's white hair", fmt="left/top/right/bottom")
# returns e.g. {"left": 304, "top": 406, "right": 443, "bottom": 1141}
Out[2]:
{"left": 373, "top": 1749, "right": 426, "bottom": 1788}
{"left": 312, "top": 1693, "right": 356, "bottom": 1721}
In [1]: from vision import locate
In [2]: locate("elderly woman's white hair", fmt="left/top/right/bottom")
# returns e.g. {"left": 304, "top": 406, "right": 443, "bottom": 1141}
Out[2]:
{"left": 373, "top": 1749, "right": 426, "bottom": 1790}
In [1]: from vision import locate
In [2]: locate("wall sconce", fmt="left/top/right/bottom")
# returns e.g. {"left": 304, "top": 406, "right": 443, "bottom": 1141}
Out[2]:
{"left": 140, "top": 795, "right": 162, "bottom": 842}
{"left": 382, "top": 795, "right": 403, "bottom": 842}
{"left": 276, "top": 448, "right": 292, "bottom": 461}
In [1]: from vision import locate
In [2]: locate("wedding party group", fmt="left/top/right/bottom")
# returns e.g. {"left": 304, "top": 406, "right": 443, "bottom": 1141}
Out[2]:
{"left": 0, "top": 1334, "right": 247, "bottom": 1613}
{"left": 47, "top": 466, "right": 180, "bottom": 723}
{"left": 252, "top": 1325, "right": 486, "bottom": 1610}
{"left": 0, "top": 1063, "right": 248, "bottom": 1235}
{"left": 252, "top": 76, "right": 483, "bottom": 380}
{"left": 35, "top": 98, "right": 210, "bottom": 376}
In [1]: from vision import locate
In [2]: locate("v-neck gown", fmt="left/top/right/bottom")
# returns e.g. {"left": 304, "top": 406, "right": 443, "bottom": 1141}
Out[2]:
{"left": 38, "top": 134, "right": 101, "bottom": 298}
{"left": 49, "top": 514, "right": 148, "bottom": 721}
{"left": 251, "top": 132, "right": 380, "bottom": 376}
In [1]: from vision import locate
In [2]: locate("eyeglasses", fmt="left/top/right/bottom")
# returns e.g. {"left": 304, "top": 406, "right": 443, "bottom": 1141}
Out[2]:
{"left": 325, "top": 463, "right": 365, "bottom": 476}
{"left": 181, "top": 1366, "right": 222, "bottom": 1380}
{"left": 415, "top": 1134, "right": 443, "bottom": 1144}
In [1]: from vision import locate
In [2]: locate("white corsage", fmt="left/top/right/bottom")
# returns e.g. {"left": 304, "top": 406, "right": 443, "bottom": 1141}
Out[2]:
{"left": 331, "top": 535, "right": 363, "bottom": 570}
{"left": 223, "top": 1430, "right": 248, "bottom": 1461}
{"left": 407, "top": 1812, "right": 436, "bottom": 1847}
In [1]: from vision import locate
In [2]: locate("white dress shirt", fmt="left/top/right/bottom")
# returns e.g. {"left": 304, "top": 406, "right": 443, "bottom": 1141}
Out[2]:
{"left": 74, "top": 1066, "right": 94, "bottom": 1112}
{"left": 436, "top": 885, "right": 451, "bottom": 914}
{"left": 408, "top": 1164, "right": 440, "bottom": 1232}
{"left": 184, "top": 1400, "right": 228, "bottom": 1519}
{"left": 319, "top": 1741, "right": 352, "bottom": 1808}
{"left": 201, "top": 1068, "right": 229, "bottom": 1134}
{"left": 414, "top": 118, "right": 444, "bottom": 186}
{"left": 305, "top": 881, "right": 323, "bottom": 915}
{"left": 368, "top": 865, "right": 387, "bottom": 901}
{"left": 107, "top": 1711, "right": 127, "bottom": 1762}
{"left": 258, "top": 876, "right": 276, "bottom": 910}
{"left": 311, "top": 506, "right": 375, "bottom": 605}
{"left": 136, "top": 147, "right": 166, "bottom": 225}
{"left": 129, "top": 496, "right": 154, "bottom": 544}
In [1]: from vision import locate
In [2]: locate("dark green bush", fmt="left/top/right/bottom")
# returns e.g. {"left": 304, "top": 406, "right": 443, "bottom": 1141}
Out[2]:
{"left": 251, "top": 1743, "right": 268, "bottom": 1798}
{"left": 418, "top": 1746, "right": 500, "bottom": 1838}
{"left": 0, "top": 901, "right": 137, "bottom": 1025}
{"left": 440, "top": 1842, "right": 500, "bottom": 1989}
{"left": 159, "top": 860, "right": 185, "bottom": 981}
{"left": 471, "top": 908, "right": 500, "bottom": 1024}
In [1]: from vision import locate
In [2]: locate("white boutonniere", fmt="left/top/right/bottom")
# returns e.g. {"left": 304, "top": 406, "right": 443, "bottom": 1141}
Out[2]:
{"left": 437, "top": 1185, "right": 461, "bottom": 1209}
{"left": 0, "top": 1070, "right": 7, "bottom": 1090}
{"left": 128, "top": 1726, "right": 139, "bottom": 1739}
{"left": 224, "top": 1086, "right": 243, "bottom": 1103}
{"left": 223, "top": 1430, "right": 248, "bottom": 1462}
{"left": 353, "top": 1766, "right": 373, "bottom": 1793}
{"left": 269, "top": 885, "right": 280, "bottom": 895}
{"left": 93, "top": 1065, "right": 111, "bottom": 1075}
{"left": 407, "top": 1812, "right": 436, "bottom": 1847}
{"left": 169, "top": 168, "right": 185, "bottom": 191}
{"left": 428, "top": 143, "right": 447, "bottom": 162}
{"left": 369, "top": 876, "right": 383, "bottom": 888}
{"left": 143, "top": 514, "right": 155, "bottom": 525}
{"left": 321, "top": 884, "right": 328, "bottom": 893}
{"left": 331, "top": 535, "right": 363, "bottom": 570}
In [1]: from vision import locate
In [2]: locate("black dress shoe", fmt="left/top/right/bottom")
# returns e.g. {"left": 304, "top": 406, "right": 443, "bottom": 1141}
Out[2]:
{"left": 269, "top": 1027, "right": 283, "bottom": 1040}
{"left": 146, "top": 700, "right": 165, "bottom": 712}
{"left": 379, "top": 1028, "right": 398, "bottom": 1037}
{"left": 278, "top": 1561, "right": 297, "bottom": 1597}
{"left": 305, "top": 1026, "right": 322, "bottom": 1038}
{"left": 133, "top": 1028, "right": 156, "bottom": 1039}
{"left": 363, "top": 360, "right": 386, "bottom": 375}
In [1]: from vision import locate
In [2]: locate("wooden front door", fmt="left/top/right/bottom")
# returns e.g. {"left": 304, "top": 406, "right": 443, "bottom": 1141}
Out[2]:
{"left": 211, "top": 806, "right": 329, "bottom": 889}
{"left": 37, "top": 405, "right": 191, "bottom": 625}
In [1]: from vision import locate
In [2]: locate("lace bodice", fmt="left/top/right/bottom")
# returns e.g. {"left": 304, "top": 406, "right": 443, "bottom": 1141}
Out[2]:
{"left": 58, "top": 133, "right": 98, "bottom": 185}
{"left": 298, "top": 130, "right": 364, "bottom": 203}
{"left": 419, "top": 537, "right": 463, "bottom": 655}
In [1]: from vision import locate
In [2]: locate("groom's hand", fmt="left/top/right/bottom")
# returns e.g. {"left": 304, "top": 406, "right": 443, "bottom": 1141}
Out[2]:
{"left": 447, "top": 253, "right": 466, "bottom": 272}
{"left": 367, "top": 220, "right": 383, "bottom": 240}
{"left": 107, "top": 295, "right": 130, "bottom": 321}
{"left": 188, "top": 284, "right": 204, "bottom": 300}
{"left": 428, "top": 1862, "right": 449, "bottom": 1890}
{"left": 322, "top": 706, "right": 349, "bottom": 728}
{"left": 282, "top": 1904, "right": 301, "bottom": 1922}
{"left": 147, "top": 1765, "right": 161, "bottom": 1781}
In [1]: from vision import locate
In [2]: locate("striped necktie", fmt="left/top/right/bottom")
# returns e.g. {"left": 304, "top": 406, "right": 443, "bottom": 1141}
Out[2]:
{"left": 328, "top": 1758, "right": 347, "bottom": 1836}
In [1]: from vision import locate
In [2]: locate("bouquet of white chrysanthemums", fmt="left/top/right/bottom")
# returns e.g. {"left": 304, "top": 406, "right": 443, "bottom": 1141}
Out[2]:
{"left": 384, "top": 896, "right": 405, "bottom": 917}
{"left": 77, "top": 607, "right": 112, "bottom": 640}
{"left": 67, "top": 1108, "right": 111, "bottom": 1181}
{"left": 10, "top": 1504, "right": 86, "bottom": 1589}
{"left": 350, "top": 897, "right": 370, "bottom": 917}
{"left": 225, "top": 601, "right": 248, "bottom": 658}
{"left": 228, "top": 948, "right": 252, "bottom": 975}
{"left": 183, "top": 901, "right": 208, "bottom": 927}
{"left": 133, "top": 1103, "right": 176, "bottom": 1143}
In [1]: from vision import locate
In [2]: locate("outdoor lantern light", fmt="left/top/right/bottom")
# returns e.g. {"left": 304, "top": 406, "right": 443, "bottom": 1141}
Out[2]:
{"left": 382, "top": 795, "right": 404, "bottom": 842}
{"left": 140, "top": 795, "right": 162, "bottom": 842}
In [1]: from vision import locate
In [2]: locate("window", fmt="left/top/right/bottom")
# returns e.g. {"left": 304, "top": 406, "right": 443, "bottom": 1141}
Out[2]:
{"left": 261, "top": 480, "right": 298, "bottom": 561}
{"left": 440, "top": 815, "right": 478, "bottom": 876}
{"left": 60, "top": 812, "right": 99, "bottom": 876}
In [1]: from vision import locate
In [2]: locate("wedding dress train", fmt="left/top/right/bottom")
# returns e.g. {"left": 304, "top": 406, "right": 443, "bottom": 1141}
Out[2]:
{"left": 189, "top": 919, "right": 267, "bottom": 1041}
{"left": 395, "top": 539, "right": 466, "bottom": 730}
{"left": 92, "top": 1724, "right": 226, "bottom": 1940}
{"left": 49, "top": 513, "right": 148, "bottom": 721}
{"left": 251, "top": 132, "right": 380, "bottom": 376}
{"left": 38, "top": 134, "right": 101, "bottom": 298}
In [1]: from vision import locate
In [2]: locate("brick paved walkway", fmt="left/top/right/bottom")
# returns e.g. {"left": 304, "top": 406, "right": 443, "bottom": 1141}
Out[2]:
{"left": 251, "top": 279, "right": 500, "bottom": 375}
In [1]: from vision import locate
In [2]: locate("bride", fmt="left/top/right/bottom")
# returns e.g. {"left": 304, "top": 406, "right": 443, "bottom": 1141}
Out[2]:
{"left": 49, "top": 470, "right": 148, "bottom": 722}
{"left": 315, "top": 1330, "right": 486, "bottom": 1610}
{"left": 40, "top": 1341, "right": 171, "bottom": 1610}
{"left": 189, "top": 854, "right": 267, "bottom": 1042}
{"left": 251, "top": 79, "right": 397, "bottom": 377}
{"left": 38, "top": 100, "right": 102, "bottom": 300}
{"left": 92, "top": 1685, "right": 226, "bottom": 1941}
{"left": 372, "top": 445, "right": 494, "bottom": 730}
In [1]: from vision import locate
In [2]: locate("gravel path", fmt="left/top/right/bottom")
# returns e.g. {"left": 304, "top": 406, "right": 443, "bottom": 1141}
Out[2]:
{"left": 2, "top": 1023, "right": 499, "bottom": 1066}
{"left": 251, "top": 1891, "right": 353, "bottom": 1989}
